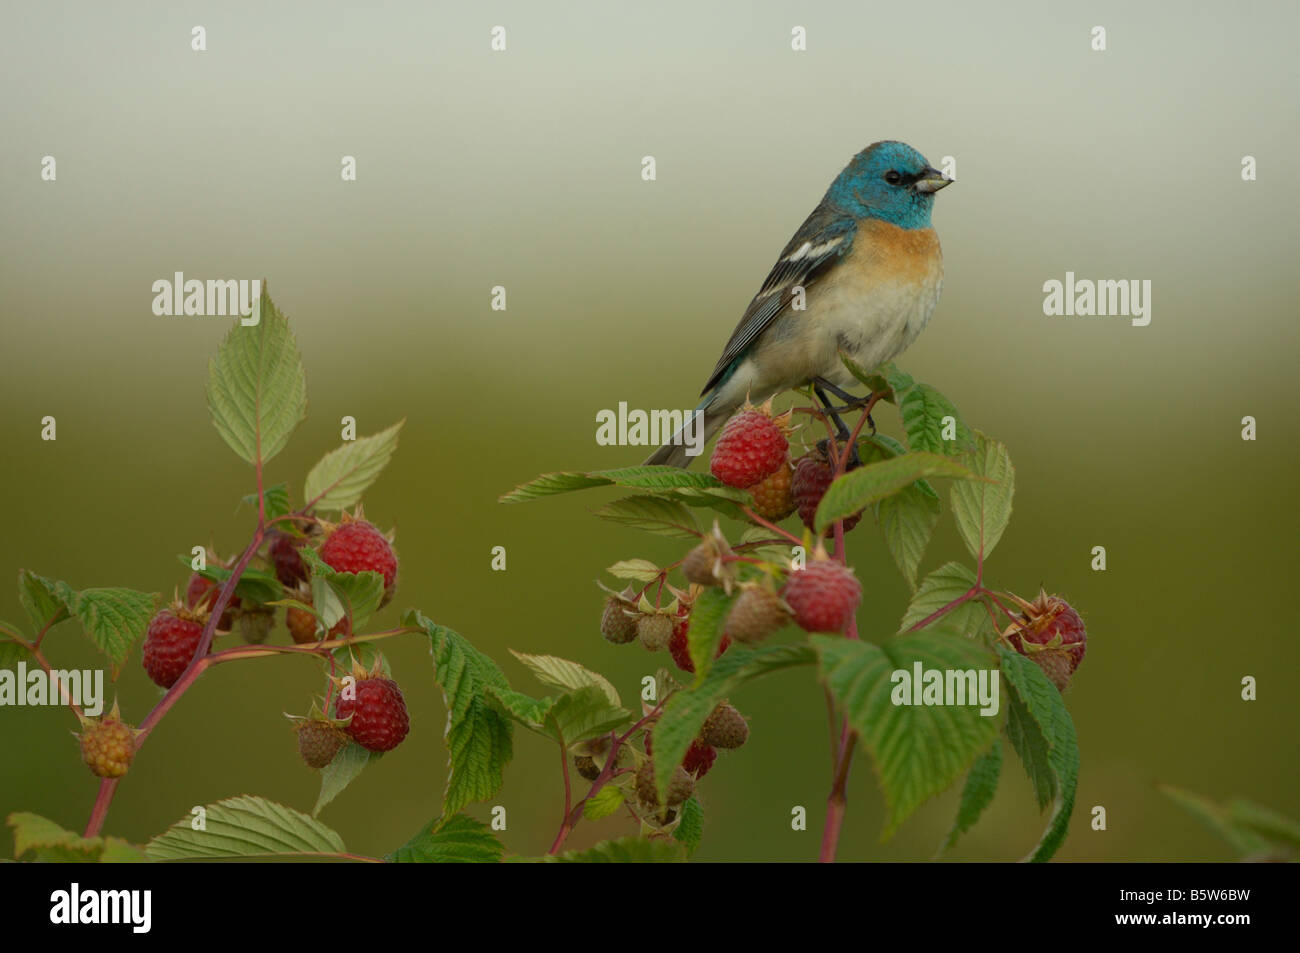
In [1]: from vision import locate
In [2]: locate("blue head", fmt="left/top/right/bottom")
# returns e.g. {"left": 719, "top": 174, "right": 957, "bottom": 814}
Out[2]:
{"left": 826, "top": 141, "right": 952, "bottom": 229}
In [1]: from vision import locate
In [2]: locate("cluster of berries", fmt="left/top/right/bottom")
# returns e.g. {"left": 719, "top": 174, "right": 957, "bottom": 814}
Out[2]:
{"left": 708, "top": 400, "right": 862, "bottom": 534}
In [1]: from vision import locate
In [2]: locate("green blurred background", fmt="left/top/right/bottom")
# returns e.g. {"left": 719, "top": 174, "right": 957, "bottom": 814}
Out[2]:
{"left": 1, "top": 0, "right": 1296, "bottom": 861}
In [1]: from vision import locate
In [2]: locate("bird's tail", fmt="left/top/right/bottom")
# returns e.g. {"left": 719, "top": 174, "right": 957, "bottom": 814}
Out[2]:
{"left": 643, "top": 402, "right": 729, "bottom": 468}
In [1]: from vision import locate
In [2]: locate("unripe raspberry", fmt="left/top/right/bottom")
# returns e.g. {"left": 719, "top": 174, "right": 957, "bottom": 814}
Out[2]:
{"left": 636, "top": 613, "right": 674, "bottom": 652}
{"left": 238, "top": 606, "right": 274, "bottom": 644}
{"left": 792, "top": 449, "right": 862, "bottom": 534}
{"left": 78, "top": 714, "right": 136, "bottom": 779}
{"left": 286, "top": 593, "right": 349, "bottom": 644}
{"left": 725, "top": 585, "right": 789, "bottom": 644}
{"left": 635, "top": 761, "right": 694, "bottom": 811}
{"left": 699, "top": 702, "right": 749, "bottom": 749}
{"left": 710, "top": 404, "right": 791, "bottom": 488}
{"left": 574, "top": 755, "right": 601, "bottom": 781}
{"left": 600, "top": 592, "right": 637, "bottom": 644}
{"left": 294, "top": 718, "right": 346, "bottom": 769}
{"left": 1003, "top": 589, "right": 1087, "bottom": 692}
{"left": 682, "top": 539, "right": 724, "bottom": 587}
{"left": 782, "top": 560, "right": 862, "bottom": 634}
{"left": 747, "top": 459, "right": 796, "bottom": 521}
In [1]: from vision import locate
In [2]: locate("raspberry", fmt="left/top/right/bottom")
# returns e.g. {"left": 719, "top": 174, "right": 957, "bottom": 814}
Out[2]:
{"left": 334, "top": 675, "right": 409, "bottom": 752}
{"left": 725, "top": 585, "right": 789, "bottom": 644}
{"left": 669, "top": 617, "right": 731, "bottom": 673}
{"left": 682, "top": 539, "right": 724, "bottom": 587}
{"left": 574, "top": 755, "right": 601, "bottom": 781}
{"left": 287, "top": 594, "right": 349, "bottom": 644}
{"left": 747, "top": 460, "right": 796, "bottom": 521}
{"left": 792, "top": 449, "right": 862, "bottom": 534}
{"left": 646, "top": 733, "right": 717, "bottom": 779}
{"left": 238, "top": 607, "right": 273, "bottom": 644}
{"left": 636, "top": 612, "right": 674, "bottom": 652}
{"left": 142, "top": 608, "right": 207, "bottom": 688}
{"left": 319, "top": 519, "right": 398, "bottom": 606}
{"left": 79, "top": 714, "right": 136, "bottom": 778}
{"left": 699, "top": 702, "right": 749, "bottom": 749}
{"left": 782, "top": 560, "right": 862, "bottom": 634}
{"left": 184, "top": 573, "right": 240, "bottom": 630}
{"left": 710, "top": 405, "right": 790, "bottom": 488}
{"left": 1003, "top": 589, "right": 1087, "bottom": 692}
{"left": 295, "top": 718, "right": 346, "bottom": 769}
{"left": 600, "top": 592, "right": 637, "bottom": 644}
{"left": 635, "top": 761, "right": 694, "bottom": 811}
{"left": 268, "top": 532, "right": 309, "bottom": 587}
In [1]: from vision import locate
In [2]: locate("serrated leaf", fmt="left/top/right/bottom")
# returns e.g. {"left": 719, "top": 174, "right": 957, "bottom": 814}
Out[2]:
{"left": 652, "top": 644, "right": 815, "bottom": 801}
{"left": 0, "top": 638, "right": 34, "bottom": 669}
{"left": 605, "top": 559, "right": 662, "bottom": 583}
{"left": 998, "top": 646, "right": 1078, "bottom": 862}
{"left": 488, "top": 686, "right": 556, "bottom": 729}
{"left": 17, "top": 569, "right": 68, "bottom": 633}
{"left": 594, "top": 497, "right": 700, "bottom": 540}
{"left": 583, "top": 786, "right": 627, "bottom": 821}
{"left": 1004, "top": 681, "right": 1056, "bottom": 811}
{"left": 543, "top": 836, "right": 685, "bottom": 863}
{"left": 500, "top": 466, "right": 748, "bottom": 504}
{"left": 145, "top": 795, "right": 346, "bottom": 860}
{"left": 899, "top": 562, "right": 989, "bottom": 639}
{"left": 942, "top": 740, "right": 1002, "bottom": 852}
{"left": 877, "top": 487, "right": 941, "bottom": 590}
{"left": 205, "top": 289, "right": 307, "bottom": 467}
{"left": 387, "top": 813, "right": 504, "bottom": 863}
{"left": 242, "top": 482, "right": 292, "bottom": 520}
{"left": 950, "top": 432, "right": 1015, "bottom": 562}
{"left": 686, "top": 587, "right": 736, "bottom": 684}
{"left": 313, "top": 742, "right": 370, "bottom": 816}
{"left": 673, "top": 796, "right": 704, "bottom": 856}
{"left": 549, "top": 686, "right": 632, "bottom": 744}
{"left": 302, "top": 548, "right": 384, "bottom": 633}
{"left": 53, "top": 584, "right": 157, "bottom": 668}
{"left": 815, "top": 452, "right": 980, "bottom": 532}
{"left": 898, "top": 382, "right": 972, "bottom": 455}
{"left": 7, "top": 812, "right": 145, "bottom": 863}
{"left": 304, "top": 420, "right": 405, "bottom": 511}
{"left": 509, "top": 651, "right": 622, "bottom": 707}
{"left": 406, "top": 611, "right": 514, "bottom": 816}
{"left": 813, "top": 631, "right": 1000, "bottom": 839}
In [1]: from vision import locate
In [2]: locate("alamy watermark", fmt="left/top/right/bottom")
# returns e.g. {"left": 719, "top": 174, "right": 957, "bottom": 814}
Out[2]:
{"left": 890, "top": 662, "right": 999, "bottom": 717}
{"left": 0, "top": 662, "right": 104, "bottom": 715}
{"left": 151, "top": 273, "right": 261, "bottom": 324}
{"left": 595, "top": 403, "right": 704, "bottom": 457}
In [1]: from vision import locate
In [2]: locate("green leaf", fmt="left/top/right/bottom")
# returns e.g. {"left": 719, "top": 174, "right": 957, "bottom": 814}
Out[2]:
{"left": 1004, "top": 682, "right": 1056, "bottom": 811}
{"left": 594, "top": 496, "right": 701, "bottom": 540}
{"left": 304, "top": 420, "right": 405, "bottom": 511}
{"left": 302, "top": 548, "right": 384, "bottom": 633}
{"left": 950, "top": 432, "right": 1015, "bottom": 562}
{"left": 17, "top": 569, "right": 68, "bottom": 632}
{"left": 181, "top": 558, "right": 285, "bottom": 605}
{"left": 313, "top": 742, "right": 370, "bottom": 816}
{"left": 652, "top": 644, "right": 815, "bottom": 801}
{"left": 899, "top": 562, "right": 990, "bottom": 639}
{"left": 0, "top": 638, "right": 34, "bottom": 669}
{"left": 205, "top": 289, "right": 307, "bottom": 467}
{"left": 605, "top": 558, "right": 663, "bottom": 582}
{"left": 877, "top": 487, "right": 941, "bottom": 591}
{"left": 242, "top": 482, "right": 292, "bottom": 520}
{"left": 885, "top": 364, "right": 916, "bottom": 399}
{"left": 687, "top": 587, "right": 736, "bottom": 684}
{"left": 488, "top": 686, "right": 556, "bottom": 730}
{"left": 8, "top": 812, "right": 145, "bottom": 863}
{"left": 386, "top": 814, "right": 504, "bottom": 863}
{"left": 405, "top": 611, "right": 515, "bottom": 816}
{"left": 1228, "top": 799, "right": 1300, "bottom": 848}
{"left": 997, "top": 646, "right": 1078, "bottom": 862}
{"left": 54, "top": 584, "right": 157, "bottom": 669}
{"left": 548, "top": 686, "right": 632, "bottom": 744}
{"left": 898, "top": 382, "right": 972, "bottom": 455}
{"left": 509, "top": 650, "right": 622, "bottom": 707}
{"left": 543, "top": 836, "right": 685, "bottom": 863}
{"left": 583, "top": 785, "right": 627, "bottom": 822}
{"left": 942, "top": 740, "right": 1002, "bottom": 852}
{"left": 815, "top": 452, "right": 981, "bottom": 532}
{"left": 500, "top": 466, "right": 748, "bottom": 504}
{"left": 1157, "top": 786, "right": 1271, "bottom": 856}
{"left": 813, "top": 631, "right": 1000, "bottom": 838}
{"left": 673, "top": 796, "right": 704, "bottom": 856}
{"left": 145, "top": 795, "right": 346, "bottom": 860}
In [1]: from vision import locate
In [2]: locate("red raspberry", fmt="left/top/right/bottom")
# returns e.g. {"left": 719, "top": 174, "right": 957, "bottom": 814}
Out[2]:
{"left": 319, "top": 520, "right": 398, "bottom": 604}
{"left": 79, "top": 714, "right": 136, "bottom": 778}
{"left": 792, "top": 450, "right": 861, "bottom": 534}
{"left": 710, "top": 406, "right": 789, "bottom": 488}
{"left": 142, "top": 609, "right": 207, "bottom": 688}
{"left": 184, "top": 573, "right": 240, "bottom": 630}
{"left": 645, "top": 733, "right": 717, "bottom": 779}
{"left": 669, "top": 616, "right": 731, "bottom": 674}
{"left": 782, "top": 560, "right": 862, "bottom": 634}
{"left": 268, "top": 532, "right": 309, "bottom": 587}
{"left": 1003, "top": 589, "right": 1087, "bottom": 692}
{"left": 334, "top": 675, "right": 410, "bottom": 752}
{"left": 748, "top": 460, "right": 796, "bottom": 521}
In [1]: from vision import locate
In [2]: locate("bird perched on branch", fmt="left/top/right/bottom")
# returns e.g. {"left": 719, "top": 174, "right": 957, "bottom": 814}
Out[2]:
{"left": 646, "top": 140, "right": 953, "bottom": 467}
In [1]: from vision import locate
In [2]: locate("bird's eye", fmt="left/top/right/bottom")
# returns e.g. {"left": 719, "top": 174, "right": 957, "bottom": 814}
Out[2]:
{"left": 884, "top": 170, "right": 902, "bottom": 185}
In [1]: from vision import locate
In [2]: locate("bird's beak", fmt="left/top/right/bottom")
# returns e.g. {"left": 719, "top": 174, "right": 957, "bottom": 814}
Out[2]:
{"left": 914, "top": 168, "right": 954, "bottom": 193}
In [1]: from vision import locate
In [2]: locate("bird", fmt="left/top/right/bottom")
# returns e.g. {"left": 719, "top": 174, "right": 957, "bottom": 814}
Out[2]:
{"left": 645, "top": 140, "right": 953, "bottom": 467}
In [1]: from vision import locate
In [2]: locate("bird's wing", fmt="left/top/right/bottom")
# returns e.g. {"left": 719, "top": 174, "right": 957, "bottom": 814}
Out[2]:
{"left": 700, "top": 208, "right": 858, "bottom": 396}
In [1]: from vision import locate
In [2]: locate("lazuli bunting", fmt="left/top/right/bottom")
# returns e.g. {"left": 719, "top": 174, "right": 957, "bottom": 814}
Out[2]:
{"left": 646, "top": 140, "right": 953, "bottom": 467}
